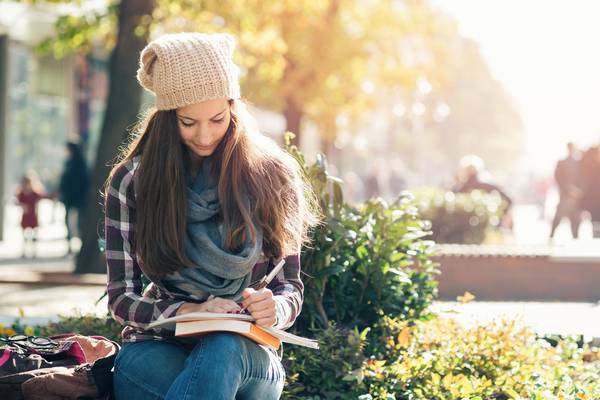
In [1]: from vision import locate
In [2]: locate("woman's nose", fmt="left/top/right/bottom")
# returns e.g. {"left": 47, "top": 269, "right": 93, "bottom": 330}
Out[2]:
{"left": 194, "top": 125, "right": 213, "bottom": 144}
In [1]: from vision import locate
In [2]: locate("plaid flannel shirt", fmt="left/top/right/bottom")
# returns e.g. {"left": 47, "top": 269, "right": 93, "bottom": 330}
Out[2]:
{"left": 105, "top": 157, "right": 304, "bottom": 343}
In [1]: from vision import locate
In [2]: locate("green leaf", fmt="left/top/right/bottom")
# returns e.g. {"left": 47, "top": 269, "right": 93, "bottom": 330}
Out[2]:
{"left": 356, "top": 245, "right": 368, "bottom": 259}
{"left": 333, "top": 181, "right": 343, "bottom": 210}
{"left": 359, "top": 327, "right": 370, "bottom": 340}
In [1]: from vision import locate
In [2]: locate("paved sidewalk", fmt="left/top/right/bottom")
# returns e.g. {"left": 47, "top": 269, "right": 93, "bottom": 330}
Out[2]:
{"left": 0, "top": 283, "right": 108, "bottom": 326}
{"left": 0, "top": 255, "right": 108, "bottom": 327}
{"left": 0, "top": 201, "right": 107, "bottom": 326}
{"left": 432, "top": 301, "right": 600, "bottom": 340}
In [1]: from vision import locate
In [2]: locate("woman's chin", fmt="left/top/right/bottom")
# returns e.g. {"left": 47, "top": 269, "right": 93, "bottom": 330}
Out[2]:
{"left": 192, "top": 146, "right": 215, "bottom": 157}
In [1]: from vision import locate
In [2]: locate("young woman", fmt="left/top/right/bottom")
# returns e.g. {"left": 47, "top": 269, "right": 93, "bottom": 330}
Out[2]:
{"left": 105, "top": 32, "right": 319, "bottom": 400}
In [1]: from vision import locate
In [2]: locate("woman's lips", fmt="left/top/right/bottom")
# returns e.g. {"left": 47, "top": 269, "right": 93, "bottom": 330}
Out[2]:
{"left": 193, "top": 142, "right": 216, "bottom": 151}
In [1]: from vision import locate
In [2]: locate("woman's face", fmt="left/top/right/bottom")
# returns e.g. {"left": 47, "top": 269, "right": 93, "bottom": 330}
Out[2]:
{"left": 176, "top": 98, "right": 231, "bottom": 159}
{"left": 22, "top": 178, "right": 31, "bottom": 190}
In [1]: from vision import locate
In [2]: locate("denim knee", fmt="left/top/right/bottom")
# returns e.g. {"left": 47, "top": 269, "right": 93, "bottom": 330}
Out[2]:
{"left": 192, "top": 332, "right": 284, "bottom": 381}
{"left": 165, "top": 332, "right": 284, "bottom": 400}
{"left": 113, "top": 340, "right": 188, "bottom": 400}
{"left": 199, "top": 332, "right": 245, "bottom": 354}
{"left": 187, "top": 332, "right": 246, "bottom": 370}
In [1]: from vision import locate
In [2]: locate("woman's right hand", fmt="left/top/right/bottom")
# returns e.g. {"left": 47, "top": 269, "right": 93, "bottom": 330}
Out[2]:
{"left": 176, "top": 297, "right": 241, "bottom": 316}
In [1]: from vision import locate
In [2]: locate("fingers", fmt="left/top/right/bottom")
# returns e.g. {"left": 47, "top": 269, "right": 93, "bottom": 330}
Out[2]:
{"left": 242, "top": 287, "right": 256, "bottom": 299}
{"left": 241, "top": 289, "right": 276, "bottom": 325}
{"left": 208, "top": 304, "right": 239, "bottom": 313}
{"left": 244, "top": 297, "right": 276, "bottom": 315}
{"left": 250, "top": 307, "right": 275, "bottom": 320}
{"left": 183, "top": 294, "right": 276, "bottom": 326}
{"left": 241, "top": 288, "right": 272, "bottom": 309}
{"left": 204, "top": 297, "right": 241, "bottom": 313}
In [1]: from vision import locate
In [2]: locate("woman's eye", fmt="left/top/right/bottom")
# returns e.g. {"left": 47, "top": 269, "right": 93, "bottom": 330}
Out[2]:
{"left": 180, "top": 121, "right": 194, "bottom": 127}
{"left": 212, "top": 118, "right": 225, "bottom": 124}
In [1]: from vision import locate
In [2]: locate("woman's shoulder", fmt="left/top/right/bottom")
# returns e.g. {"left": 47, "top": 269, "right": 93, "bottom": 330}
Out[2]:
{"left": 108, "top": 156, "right": 141, "bottom": 192}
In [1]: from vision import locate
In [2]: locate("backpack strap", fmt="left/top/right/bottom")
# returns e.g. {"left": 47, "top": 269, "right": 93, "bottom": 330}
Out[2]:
{"left": 88, "top": 340, "right": 120, "bottom": 398}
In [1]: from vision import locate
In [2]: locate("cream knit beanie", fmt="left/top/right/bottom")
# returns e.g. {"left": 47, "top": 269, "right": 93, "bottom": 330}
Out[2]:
{"left": 136, "top": 32, "right": 241, "bottom": 110}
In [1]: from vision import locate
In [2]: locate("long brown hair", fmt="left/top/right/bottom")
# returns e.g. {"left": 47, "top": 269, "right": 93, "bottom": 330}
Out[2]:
{"left": 106, "top": 100, "right": 321, "bottom": 278}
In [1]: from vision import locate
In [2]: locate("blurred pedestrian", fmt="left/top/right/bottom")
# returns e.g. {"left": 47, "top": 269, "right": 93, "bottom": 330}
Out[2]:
{"left": 452, "top": 155, "right": 513, "bottom": 229}
{"left": 15, "top": 172, "right": 49, "bottom": 258}
{"left": 342, "top": 171, "right": 363, "bottom": 204}
{"left": 365, "top": 159, "right": 386, "bottom": 199}
{"left": 580, "top": 145, "right": 600, "bottom": 237}
{"left": 549, "top": 142, "right": 582, "bottom": 239}
{"left": 58, "top": 141, "right": 89, "bottom": 253}
{"left": 389, "top": 158, "right": 407, "bottom": 197}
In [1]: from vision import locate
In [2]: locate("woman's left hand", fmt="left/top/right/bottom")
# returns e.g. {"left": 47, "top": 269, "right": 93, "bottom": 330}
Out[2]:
{"left": 241, "top": 287, "right": 277, "bottom": 327}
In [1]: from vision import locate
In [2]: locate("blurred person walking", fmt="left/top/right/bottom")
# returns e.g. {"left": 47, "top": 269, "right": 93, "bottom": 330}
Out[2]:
{"left": 365, "top": 159, "right": 387, "bottom": 199}
{"left": 16, "top": 172, "right": 50, "bottom": 258}
{"left": 549, "top": 142, "right": 582, "bottom": 239}
{"left": 58, "top": 141, "right": 90, "bottom": 254}
{"left": 580, "top": 145, "right": 600, "bottom": 237}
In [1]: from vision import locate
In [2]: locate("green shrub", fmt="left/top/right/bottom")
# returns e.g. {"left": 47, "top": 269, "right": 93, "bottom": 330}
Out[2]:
{"left": 283, "top": 323, "right": 369, "bottom": 399}
{"left": 285, "top": 133, "right": 438, "bottom": 334}
{"left": 38, "top": 313, "right": 123, "bottom": 342}
{"left": 1, "top": 313, "right": 122, "bottom": 343}
{"left": 317, "top": 197, "right": 438, "bottom": 330}
{"left": 413, "top": 187, "right": 507, "bottom": 244}
{"left": 282, "top": 316, "right": 600, "bottom": 400}
{"left": 364, "top": 316, "right": 600, "bottom": 399}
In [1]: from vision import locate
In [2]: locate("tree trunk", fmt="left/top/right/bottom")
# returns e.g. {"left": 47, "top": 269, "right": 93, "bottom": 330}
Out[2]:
{"left": 75, "top": 0, "right": 154, "bottom": 274}
{"left": 284, "top": 96, "right": 303, "bottom": 147}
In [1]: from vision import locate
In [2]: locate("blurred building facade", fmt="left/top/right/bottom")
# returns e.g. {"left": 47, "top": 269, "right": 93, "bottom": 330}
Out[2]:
{"left": 0, "top": 3, "right": 110, "bottom": 238}
{"left": 5, "top": 4, "right": 112, "bottom": 178}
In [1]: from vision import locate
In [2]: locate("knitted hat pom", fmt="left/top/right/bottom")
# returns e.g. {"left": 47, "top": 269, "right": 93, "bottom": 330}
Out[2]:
{"left": 137, "top": 45, "right": 159, "bottom": 91}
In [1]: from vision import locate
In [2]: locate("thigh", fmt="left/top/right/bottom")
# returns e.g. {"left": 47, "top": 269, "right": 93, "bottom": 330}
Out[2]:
{"left": 236, "top": 340, "right": 285, "bottom": 400}
{"left": 114, "top": 340, "right": 189, "bottom": 400}
{"left": 164, "top": 333, "right": 285, "bottom": 400}
{"left": 197, "top": 332, "right": 285, "bottom": 383}
{"left": 555, "top": 200, "right": 569, "bottom": 216}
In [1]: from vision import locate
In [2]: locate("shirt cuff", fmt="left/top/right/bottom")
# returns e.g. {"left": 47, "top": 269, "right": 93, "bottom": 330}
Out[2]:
{"left": 273, "top": 295, "right": 291, "bottom": 330}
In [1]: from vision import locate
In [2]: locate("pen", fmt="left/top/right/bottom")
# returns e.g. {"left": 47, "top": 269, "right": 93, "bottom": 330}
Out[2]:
{"left": 237, "top": 258, "right": 286, "bottom": 312}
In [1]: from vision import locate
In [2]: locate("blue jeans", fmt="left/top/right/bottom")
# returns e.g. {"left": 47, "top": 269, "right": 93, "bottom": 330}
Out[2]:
{"left": 113, "top": 333, "right": 285, "bottom": 400}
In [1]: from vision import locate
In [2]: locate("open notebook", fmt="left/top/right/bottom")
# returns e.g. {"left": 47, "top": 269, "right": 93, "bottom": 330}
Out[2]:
{"left": 147, "top": 312, "right": 319, "bottom": 350}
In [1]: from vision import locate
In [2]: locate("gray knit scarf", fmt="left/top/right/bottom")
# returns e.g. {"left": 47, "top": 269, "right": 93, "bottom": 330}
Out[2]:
{"left": 160, "top": 156, "right": 263, "bottom": 301}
